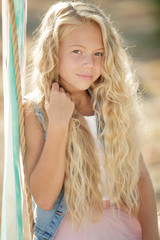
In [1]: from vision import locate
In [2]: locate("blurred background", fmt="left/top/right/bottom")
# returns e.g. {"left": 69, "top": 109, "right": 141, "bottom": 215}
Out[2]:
{"left": 0, "top": 0, "right": 160, "bottom": 238}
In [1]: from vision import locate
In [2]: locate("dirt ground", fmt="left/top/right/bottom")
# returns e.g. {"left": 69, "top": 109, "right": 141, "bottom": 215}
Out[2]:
{"left": 0, "top": 0, "right": 160, "bottom": 238}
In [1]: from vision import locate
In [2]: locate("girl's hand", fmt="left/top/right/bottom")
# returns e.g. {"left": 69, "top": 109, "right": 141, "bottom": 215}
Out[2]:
{"left": 45, "top": 82, "right": 75, "bottom": 126}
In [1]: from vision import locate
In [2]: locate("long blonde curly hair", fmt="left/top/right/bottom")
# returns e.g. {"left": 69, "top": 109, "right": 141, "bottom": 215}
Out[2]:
{"left": 27, "top": 1, "right": 141, "bottom": 225}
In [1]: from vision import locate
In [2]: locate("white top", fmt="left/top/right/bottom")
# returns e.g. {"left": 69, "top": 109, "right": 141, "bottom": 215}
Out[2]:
{"left": 84, "top": 114, "right": 108, "bottom": 200}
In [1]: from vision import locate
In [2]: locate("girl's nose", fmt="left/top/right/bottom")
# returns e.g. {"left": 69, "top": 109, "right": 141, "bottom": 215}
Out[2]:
{"left": 82, "top": 54, "right": 94, "bottom": 69}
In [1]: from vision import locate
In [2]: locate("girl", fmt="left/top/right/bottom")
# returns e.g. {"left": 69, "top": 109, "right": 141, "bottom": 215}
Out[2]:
{"left": 24, "top": 1, "right": 160, "bottom": 240}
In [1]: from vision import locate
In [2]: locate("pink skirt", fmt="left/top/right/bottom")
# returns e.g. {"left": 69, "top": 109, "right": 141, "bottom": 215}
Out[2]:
{"left": 54, "top": 201, "right": 142, "bottom": 240}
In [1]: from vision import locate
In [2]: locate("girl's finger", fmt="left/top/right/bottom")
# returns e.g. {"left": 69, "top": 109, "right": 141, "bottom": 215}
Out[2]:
{"left": 52, "top": 82, "right": 59, "bottom": 92}
{"left": 59, "top": 87, "right": 65, "bottom": 93}
{"left": 66, "top": 93, "right": 73, "bottom": 102}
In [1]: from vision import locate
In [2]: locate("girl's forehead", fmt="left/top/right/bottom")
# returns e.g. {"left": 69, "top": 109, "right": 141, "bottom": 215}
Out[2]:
{"left": 61, "top": 22, "right": 101, "bottom": 36}
{"left": 60, "top": 23, "right": 104, "bottom": 49}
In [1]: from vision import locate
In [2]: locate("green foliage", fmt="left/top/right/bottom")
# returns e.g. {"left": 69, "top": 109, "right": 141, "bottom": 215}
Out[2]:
{"left": 151, "top": 0, "right": 160, "bottom": 8}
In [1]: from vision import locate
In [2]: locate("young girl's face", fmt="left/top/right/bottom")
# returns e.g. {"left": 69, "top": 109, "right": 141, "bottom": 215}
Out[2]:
{"left": 58, "top": 23, "right": 104, "bottom": 93}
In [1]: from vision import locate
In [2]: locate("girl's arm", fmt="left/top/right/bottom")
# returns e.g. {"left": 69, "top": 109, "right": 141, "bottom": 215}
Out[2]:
{"left": 138, "top": 153, "right": 160, "bottom": 240}
{"left": 24, "top": 83, "right": 75, "bottom": 210}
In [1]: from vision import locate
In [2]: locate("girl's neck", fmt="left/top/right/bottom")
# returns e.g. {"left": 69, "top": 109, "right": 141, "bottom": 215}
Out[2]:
{"left": 70, "top": 90, "right": 94, "bottom": 116}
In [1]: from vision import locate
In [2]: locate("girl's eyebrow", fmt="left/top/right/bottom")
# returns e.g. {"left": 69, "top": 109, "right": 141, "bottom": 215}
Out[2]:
{"left": 69, "top": 44, "right": 104, "bottom": 51}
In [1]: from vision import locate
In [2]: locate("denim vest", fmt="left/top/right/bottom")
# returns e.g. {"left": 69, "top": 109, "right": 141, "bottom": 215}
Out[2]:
{"left": 33, "top": 93, "right": 102, "bottom": 240}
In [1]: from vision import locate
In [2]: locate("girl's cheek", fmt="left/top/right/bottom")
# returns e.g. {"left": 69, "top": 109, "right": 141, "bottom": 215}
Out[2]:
{"left": 70, "top": 56, "right": 82, "bottom": 65}
{"left": 95, "top": 58, "right": 103, "bottom": 69}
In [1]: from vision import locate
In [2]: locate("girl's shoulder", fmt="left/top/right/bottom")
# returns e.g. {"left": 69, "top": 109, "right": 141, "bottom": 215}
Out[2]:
{"left": 23, "top": 91, "right": 45, "bottom": 124}
{"left": 23, "top": 92, "right": 46, "bottom": 134}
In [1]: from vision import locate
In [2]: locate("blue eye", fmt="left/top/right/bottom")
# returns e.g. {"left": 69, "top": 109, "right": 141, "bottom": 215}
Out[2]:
{"left": 73, "top": 50, "right": 81, "bottom": 54}
{"left": 95, "top": 52, "right": 103, "bottom": 57}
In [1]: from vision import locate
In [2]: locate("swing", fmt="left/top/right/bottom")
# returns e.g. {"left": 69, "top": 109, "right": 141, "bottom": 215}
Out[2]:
{"left": 1, "top": 0, "right": 33, "bottom": 239}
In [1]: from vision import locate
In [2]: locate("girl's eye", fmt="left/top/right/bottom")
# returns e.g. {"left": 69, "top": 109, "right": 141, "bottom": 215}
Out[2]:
{"left": 73, "top": 50, "right": 81, "bottom": 54}
{"left": 95, "top": 52, "right": 103, "bottom": 57}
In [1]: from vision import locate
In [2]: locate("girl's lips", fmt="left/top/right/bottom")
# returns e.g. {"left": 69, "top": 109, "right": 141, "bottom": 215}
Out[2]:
{"left": 76, "top": 74, "right": 93, "bottom": 80}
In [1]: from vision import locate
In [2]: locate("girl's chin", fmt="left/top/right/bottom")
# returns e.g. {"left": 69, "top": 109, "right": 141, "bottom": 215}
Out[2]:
{"left": 59, "top": 82, "right": 92, "bottom": 92}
